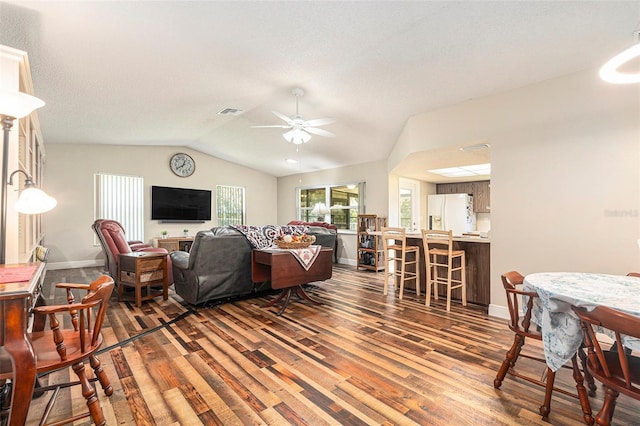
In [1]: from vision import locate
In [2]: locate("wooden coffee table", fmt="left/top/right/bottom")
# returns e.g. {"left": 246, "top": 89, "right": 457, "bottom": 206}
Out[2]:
{"left": 251, "top": 247, "right": 333, "bottom": 315}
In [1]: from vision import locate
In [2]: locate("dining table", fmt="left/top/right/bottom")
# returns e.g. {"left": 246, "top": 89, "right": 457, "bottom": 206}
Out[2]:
{"left": 523, "top": 272, "right": 640, "bottom": 372}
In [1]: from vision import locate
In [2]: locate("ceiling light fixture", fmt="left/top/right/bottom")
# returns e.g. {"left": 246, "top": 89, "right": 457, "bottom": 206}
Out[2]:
{"left": 600, "top": 31, "right": 640, "bottom": 84}
{"left": 283, "top": 128, "right": 311, "bottom": 145}
{"left": 252, "top": 88, "right": 335, "bottom": 145}
{"left": 427, "top": 163, "right": 491, "bottom": 177}
{"left": 460, "top": 143, "right": 491, "bottom": 152}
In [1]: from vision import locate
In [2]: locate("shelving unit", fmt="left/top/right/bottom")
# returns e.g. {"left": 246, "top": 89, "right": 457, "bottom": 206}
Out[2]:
{"left": 357, "top": 214, "right": 387, "bottom": 271}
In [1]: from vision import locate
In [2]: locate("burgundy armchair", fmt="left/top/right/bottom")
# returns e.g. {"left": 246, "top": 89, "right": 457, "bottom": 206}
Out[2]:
{"left": 92, "top": 219, "right": 173, "bottom": 285}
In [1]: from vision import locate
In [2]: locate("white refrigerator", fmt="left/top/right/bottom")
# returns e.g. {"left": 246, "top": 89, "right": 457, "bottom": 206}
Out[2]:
{"left": 427, "top": 193, "right": 476, "bottom": 236}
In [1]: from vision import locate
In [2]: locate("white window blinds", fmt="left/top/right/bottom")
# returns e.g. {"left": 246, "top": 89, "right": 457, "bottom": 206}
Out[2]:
{"left": 94, "top": 173, "right": 144, "bottom": 241}
{"left": 216, "top": 185, "right": 245, "bottom": 226}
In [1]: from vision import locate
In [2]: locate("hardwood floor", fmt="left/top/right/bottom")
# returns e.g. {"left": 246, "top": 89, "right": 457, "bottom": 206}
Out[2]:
{"left": 24, "top": 265, "right": 640, "bottom": 425}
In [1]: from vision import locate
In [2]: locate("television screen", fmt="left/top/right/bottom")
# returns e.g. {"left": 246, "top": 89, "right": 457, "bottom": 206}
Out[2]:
{"left": 151, "top": 185, "right": 212, "bottom": 222}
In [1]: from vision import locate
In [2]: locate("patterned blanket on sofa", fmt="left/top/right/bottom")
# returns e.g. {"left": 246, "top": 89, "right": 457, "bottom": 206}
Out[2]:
{"left": 231, "top": 225, "right": 309, "bottom": 249}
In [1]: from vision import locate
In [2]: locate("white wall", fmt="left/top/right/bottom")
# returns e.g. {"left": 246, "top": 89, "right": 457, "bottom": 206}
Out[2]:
{"left": 44, "top": 144, "right": 277, "bottom": 268}
{"left": 388, "top": 68, "right": 640, "bottom": 314}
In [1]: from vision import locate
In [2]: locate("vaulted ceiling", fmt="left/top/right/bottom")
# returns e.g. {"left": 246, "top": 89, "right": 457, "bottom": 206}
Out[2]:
{"left": 1, "top": 1, "right": 638, "bottom": 179}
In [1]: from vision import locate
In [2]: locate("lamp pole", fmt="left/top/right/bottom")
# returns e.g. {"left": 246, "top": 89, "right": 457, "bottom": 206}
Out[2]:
{"left": 0, "top": 115, "right": 14, "bottom": 264}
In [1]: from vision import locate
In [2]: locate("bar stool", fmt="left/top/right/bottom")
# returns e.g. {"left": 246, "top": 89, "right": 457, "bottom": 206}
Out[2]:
{"left": 381, "top": 227, "right": 420, "bottom": 299}
{"left": 421, "top": 229, "right": 466, "bottom": 311}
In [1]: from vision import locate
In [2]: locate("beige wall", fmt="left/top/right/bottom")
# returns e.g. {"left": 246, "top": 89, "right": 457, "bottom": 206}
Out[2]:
{"left": 388, "top": 68, "right": 640, "bottom": 315}
{"left": 44, "top": 144, "right": 277, "bottom": 268}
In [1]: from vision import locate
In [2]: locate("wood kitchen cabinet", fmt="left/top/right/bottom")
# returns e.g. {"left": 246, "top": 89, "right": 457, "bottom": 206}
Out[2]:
{"left": 436, "top": 182, "right": 473, "bottom": 195}
{"left": 436, "top": 180, "right": 490, "bottom": 213}
{"left": 471, "top": 180, "right": 490, "bottom": 213}
{"left": 406, "top": 236, "right": 491, "bottom": 305}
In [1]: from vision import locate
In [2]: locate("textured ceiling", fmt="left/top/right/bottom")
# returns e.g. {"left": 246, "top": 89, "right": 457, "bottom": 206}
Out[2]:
{"left": 1, "top": 1, "right": 638, "bottom": 179}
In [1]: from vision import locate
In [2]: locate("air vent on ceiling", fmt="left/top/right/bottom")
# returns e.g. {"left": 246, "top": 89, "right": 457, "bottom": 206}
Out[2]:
{"left": 217, "top": 108, "right": 244, "bottom": 116}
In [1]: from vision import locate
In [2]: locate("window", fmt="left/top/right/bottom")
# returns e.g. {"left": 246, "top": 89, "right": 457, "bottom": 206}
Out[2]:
{"left": 399, "top": 188, "right": 413, "bottom": 228}
{"left": 298, "top": 182, "right": 364, "bottom": 230}
{"left": 399, "top": 177, "right": 420, "bottom": 230}
{"left": 94, "top": 173, "right": 144, "bottom": 242}
{"left": 216, "top": 185, "right": 245, "bottom": 226}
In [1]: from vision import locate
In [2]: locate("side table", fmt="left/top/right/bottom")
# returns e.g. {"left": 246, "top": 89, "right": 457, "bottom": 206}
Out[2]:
{"left": 118, "top": 252, "right": 168, "bottom": 307}
{"left": 251, "top": 247, "right": 333, "bottom": 315}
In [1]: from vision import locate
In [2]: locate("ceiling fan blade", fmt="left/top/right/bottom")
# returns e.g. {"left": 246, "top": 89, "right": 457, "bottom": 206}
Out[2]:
{"left": 251, "top": 124, "right": 291, "bottom": 128}
{"left": 304, "top": 117, "right": 336, "bottom": 127}
{"left": 272, "top": 110, "right": 293, "bottom": 124}
{"left": 305, "top": 127, "right": 335, "bottom": 138}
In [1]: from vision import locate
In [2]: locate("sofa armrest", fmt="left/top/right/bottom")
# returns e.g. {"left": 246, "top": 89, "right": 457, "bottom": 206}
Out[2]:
{"left": 170, "top": 251, "right": 190, "bottom": 269}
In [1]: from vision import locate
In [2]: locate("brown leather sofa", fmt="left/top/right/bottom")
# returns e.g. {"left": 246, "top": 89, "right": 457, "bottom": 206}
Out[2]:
{"left": 170, "top": 225, "right": 337, "bottom": 305}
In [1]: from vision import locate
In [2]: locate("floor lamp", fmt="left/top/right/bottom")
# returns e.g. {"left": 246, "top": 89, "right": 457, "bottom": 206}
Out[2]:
{"left": 0, "top": 89, "right": 47, "bottom": 264}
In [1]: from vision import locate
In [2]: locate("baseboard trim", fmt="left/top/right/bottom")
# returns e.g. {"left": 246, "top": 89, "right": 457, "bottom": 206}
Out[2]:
{"left": 48, "top": 260, "right": 104, "bottom": 271}
{"left": 337, "top": 257, "right": 356, "bottom": 267}
{"left": 488, "top": 303, "right": 509, "bottom": 320}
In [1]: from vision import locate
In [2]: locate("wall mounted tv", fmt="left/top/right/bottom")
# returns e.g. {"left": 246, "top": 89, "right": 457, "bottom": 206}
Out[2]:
{"left": 151, "top": 185, "right": 212, "bottom": 222}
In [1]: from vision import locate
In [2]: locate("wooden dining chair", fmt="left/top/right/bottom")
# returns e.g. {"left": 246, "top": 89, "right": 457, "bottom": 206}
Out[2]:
{"left": 0, "top": 275, "right": 115, "bottom": 426}
{"left": 573, "top": 305, "right": 640, "bottom": 426}
{"left": 493, "top": 271, "right": 588, "bottom": 420}
{"left": 381, "top": 227, "right": 420, "bottom": 299}
{"left": 421, "top": 229, "right": 466, "bottom": 311}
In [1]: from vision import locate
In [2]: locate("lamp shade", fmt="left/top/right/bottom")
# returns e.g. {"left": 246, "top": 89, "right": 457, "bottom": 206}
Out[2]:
{"left": 600, "top": 43, "right": 640, "bottom": 84}
{"left": 311, "top": 202, "right": 330, "bottom": 216}
{"left": 0, "top": 89, "right": 45, "bottom": 118}
{"left": 14, "top": 185, "right": 57, "bottom": 214}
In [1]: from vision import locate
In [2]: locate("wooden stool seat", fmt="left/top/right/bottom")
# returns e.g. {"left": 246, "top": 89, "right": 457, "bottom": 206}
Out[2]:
{"left": 421, "top": 229, "right": 466, "bottom": 311}
{"left": 381, "top": 227, "right": 420, "bottom": 299}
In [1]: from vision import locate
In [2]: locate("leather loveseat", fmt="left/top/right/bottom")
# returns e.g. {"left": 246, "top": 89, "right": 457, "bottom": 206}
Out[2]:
{"left": 170, "top": 225, "right": 337, "bottom": 305}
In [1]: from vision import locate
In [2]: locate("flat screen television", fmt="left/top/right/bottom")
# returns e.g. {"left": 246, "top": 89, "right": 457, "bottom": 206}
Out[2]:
{"left": 151, "top": 185, "right": 212, "bottom": 222}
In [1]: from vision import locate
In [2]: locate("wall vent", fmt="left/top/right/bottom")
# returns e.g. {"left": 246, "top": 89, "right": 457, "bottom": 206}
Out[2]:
{"left": 217, "top": 108, "right": 244, "bottom": 116}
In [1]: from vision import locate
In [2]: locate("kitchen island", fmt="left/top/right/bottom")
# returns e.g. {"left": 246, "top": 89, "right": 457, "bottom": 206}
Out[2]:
{"left": 371, "top": 231, "right": 490, "bottom": 306}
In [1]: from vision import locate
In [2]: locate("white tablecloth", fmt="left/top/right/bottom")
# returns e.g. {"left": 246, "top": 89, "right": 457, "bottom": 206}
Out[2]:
{"left": 523, "top": 272, "right": 640, "bottom": 372}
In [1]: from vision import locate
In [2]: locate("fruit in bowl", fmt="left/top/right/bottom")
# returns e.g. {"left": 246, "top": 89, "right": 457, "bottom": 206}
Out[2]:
{"left": 275, "top": 233, "right": 316, "bottom": 248}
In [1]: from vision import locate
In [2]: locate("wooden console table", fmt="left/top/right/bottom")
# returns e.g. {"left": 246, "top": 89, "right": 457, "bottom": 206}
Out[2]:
{"left": 156, "top": 236, "right": 194, "bottom": 253}
{"left": 0, "top": 262, "right": 45, "bottom": 425}
{"left": 251, "top": 247, "right": 333, "bottom": 315}
{"left": 118, "top": 252, "right": 168, "bottom": 307}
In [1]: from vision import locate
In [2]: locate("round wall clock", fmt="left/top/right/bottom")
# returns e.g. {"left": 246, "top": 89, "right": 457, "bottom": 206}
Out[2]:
{"left": 170, "top": 153, "right": 195, "bottom": 177}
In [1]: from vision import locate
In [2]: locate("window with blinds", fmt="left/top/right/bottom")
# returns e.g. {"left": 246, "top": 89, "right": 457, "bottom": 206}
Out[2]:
{"left": 94, "top": 173, "right": 144, "bottom": 242}
{"left": 216, "top": 185, "right": 245, "bottom": 226}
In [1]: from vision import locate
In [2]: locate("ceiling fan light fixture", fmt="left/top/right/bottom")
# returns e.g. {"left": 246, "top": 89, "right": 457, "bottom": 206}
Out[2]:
{"left": 283, "top": 128, "right": 311, "bottom": 144}
{"left": 254, "top": 87, "right": 335, "bottom": 144}
{"left": 600, "top": 32, "right": 640, "bottom": 84}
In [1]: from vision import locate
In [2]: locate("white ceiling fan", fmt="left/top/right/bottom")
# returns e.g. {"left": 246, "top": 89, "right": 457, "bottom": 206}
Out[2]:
{"left": 252, "top": 88, "right": 335, "bottom": 144}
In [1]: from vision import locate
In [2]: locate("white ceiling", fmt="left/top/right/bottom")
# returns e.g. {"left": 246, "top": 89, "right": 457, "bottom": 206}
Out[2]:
{"left": 1, "top": 1, "right": 638, "bottom": 180}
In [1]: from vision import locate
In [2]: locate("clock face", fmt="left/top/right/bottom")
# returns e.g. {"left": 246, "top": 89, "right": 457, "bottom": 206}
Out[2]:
{"left": 170, "top": 153, "right": 195, "bottom": 177}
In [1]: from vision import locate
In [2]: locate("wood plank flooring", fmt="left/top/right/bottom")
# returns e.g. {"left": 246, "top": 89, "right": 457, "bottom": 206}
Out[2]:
{"left": 24, "top": 265, "right": 640, "bottom": 425}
